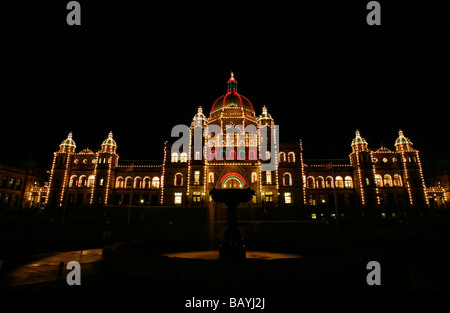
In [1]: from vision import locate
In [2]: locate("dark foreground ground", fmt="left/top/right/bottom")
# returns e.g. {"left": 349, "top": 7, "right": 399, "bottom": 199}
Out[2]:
{"left": 1, "top": 206, "right": 450, "bottom": 308}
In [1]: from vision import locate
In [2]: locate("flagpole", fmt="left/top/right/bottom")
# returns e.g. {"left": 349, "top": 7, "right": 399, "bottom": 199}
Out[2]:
{"left": 331, "top": 162, "right": 339, "bottom": 227}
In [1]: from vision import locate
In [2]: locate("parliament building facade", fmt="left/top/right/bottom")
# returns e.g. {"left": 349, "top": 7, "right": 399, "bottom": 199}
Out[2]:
{"left": 44, "top": 74, "right": 447, "bottom": 219}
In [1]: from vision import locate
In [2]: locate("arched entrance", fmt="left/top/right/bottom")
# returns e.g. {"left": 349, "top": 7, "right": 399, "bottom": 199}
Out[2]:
{"left": 220, "top": 173, "right": 246, "bottom": 189}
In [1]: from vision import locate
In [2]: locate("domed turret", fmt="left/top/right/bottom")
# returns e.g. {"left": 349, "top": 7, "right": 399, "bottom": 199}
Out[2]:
{"left": 395, "top": 130, "right": 413, "bottom": 152}
{"left": 101, "top": 131, "right": 117, "bottom": 153}
{"left": 351, "top": 130, "right": 369, "bottom": 152}
{"left": 59, "top": 132, "right": 76, "bottom": 153}
{"left": 210, "top": 72, "right": 255, "bottom": 115}
{"left": 192, "top": 106, "right": 206, "bottom": 128}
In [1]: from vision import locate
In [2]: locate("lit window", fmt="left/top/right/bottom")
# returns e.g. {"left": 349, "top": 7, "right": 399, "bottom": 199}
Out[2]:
{"left": 180, "top": 152, "right": 188, "bottom": 163}
{"left": 171, "top": 153, "right": 178, "bottom": 163}
{"left": 344, "top": 176, "right": 353, "bottom": 188}
{"left": 383, "top": 174, "right": 392, "bottom": 187}
{"left": 375, "top": 174, "right": 383, "bottom": 187}
{"left": 393, "top": 174, "right": 402, "bottom": 187}
{"left": 283, "top": 173, "right": 292, "bottom": 186}
{"left": 174, "top": 192, "right": 182, "bottom": 204}
{"left": 335, "top": 176, "right": 343, "bottom": 188}
{"left": 152, "top": 177, "right": 160, "bottom": 189}
{"left": 174, "top": 173, "right": 183, "bottom": 186}
{"left": 311, "top": 213, "right": 317, "bottom": 220}
{"left": 192, "top": 191, "right": 201, "bottom": 203}
{"left": 194, "top": 171, "right": 200, "bottom": 185}
{"left": 266, "top": 171, "right": 272, "bottom": 184}
{"left": 251, "top": 172, "right": 257, "bottom": 183}
{"left": 284, "top": 192, "right": 292, "bottom": 204}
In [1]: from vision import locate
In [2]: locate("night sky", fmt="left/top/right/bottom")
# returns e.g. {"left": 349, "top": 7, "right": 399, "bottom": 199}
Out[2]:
{"left": 3, "top": 1, "right": 449, "bottom": 175}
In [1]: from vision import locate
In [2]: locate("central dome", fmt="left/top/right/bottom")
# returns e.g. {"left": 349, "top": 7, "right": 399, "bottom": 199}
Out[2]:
{"left": 210, "top": 73, "right": 255, "bottom": 114}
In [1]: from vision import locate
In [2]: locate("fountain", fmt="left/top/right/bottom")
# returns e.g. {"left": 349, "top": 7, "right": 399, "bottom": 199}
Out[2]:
{"left": 209, "top": 187, "right": 255, "bottom": 260}
{"left": 102, "top": 187, "right": 306, "bottom": 287}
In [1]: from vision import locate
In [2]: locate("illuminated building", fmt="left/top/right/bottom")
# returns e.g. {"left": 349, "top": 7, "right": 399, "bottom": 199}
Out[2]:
{"left": 46, "top": 73, "right": 447, "bottom": 218}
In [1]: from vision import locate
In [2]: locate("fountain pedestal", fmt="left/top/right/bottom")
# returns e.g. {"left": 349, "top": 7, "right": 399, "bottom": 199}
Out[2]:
{"left": 209, "top": 187, "right": 255, "bottom": 260}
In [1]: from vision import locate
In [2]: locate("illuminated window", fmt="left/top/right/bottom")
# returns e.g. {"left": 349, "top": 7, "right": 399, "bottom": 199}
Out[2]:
{"left": 335, "top": 176, "right": 343, "bottom": 188}
{"left": 143, "top": 177, "right": 151, "bottom": 188}
{"left": 70, "top": 175, "right": 78, "bottom": 187}
{"left": 174, "top": 173, "right": 183, "bottom": 186}
{"left": 87, "top": 175, "right": 95, "bottom": 187}
{"left": 125, "top": 177, "right": 133, "bottom": 188}
{"left": 393, "top": 174, "right": 402, "bottom": 187}
{"left": 375, "top": 174, "right": 383, "bottom": 187}
{"left": 171, "top": 153, "right": 178, "bottom": 163}
{"left": 311, "top": 213, "right": 317, "bottom": 220}
{"left": 192, "top": 191, "right": 201, "bottom": 203}
{"left": 284, "top": 192, "right": 292, "bottom": 204}
{"left": 180, "top": 152, "right": 188, "bottom": 163}
{"left": 194, "top": 171, "right": 200, "bottom": 185}
{"left": 174, "top": 192, "right": 182, "bottom": 204}
{"left": 317, "top": 176, "right": 325, "bottom": 188}
{"left": 288, "top": 152, "right": 295, "bottom": 163}
{"left": 383, "top": 174, "right": 392, "bottom": 187}
{"left": 325, "top": 176, "right": 334, "bottom": 188}
{"left": 195, "top": 151, "right": 201, "bottom": 160}
{"left": 79, "top": 175, "right": 87, "bottom": 187}
{"left": 251, "top": 172, "right": 257, "bottom": 183}
{"left": 308, "top": 194, "right": 316, "bottom": 205}
{"left": 116, "top": 177, "right": 124, "bottom": 188}
{"left": 264, "top": 191, "right": 273, "bottom": 203}
{"left": 307, "top": 176, "right": 315, "bottom": 188}
{"left": 283, "top": 173, "right": 292, "bottom": 186}
{"left": 344, "top": 176, "right": 353, "bottom": 188}
{"left": 266, "top": 171, "right": 272, "bottom": 184}
{"left": 134, "top": 176, "right": 142, "bottom": 189}
{"left": 208, "top": 172, "right": 215, "bottom": 184}
{"left": 152, "top": 176, "right": 160, "bottom": 189}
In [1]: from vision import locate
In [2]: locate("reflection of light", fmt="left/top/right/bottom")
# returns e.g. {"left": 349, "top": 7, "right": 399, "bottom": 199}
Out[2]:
{"left": 162, "top": 251, "right": 303, "bottom": 260}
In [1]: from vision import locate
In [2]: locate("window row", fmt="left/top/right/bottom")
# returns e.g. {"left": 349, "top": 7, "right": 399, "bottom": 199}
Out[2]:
{"left": 374, "top": 174, "right": 403, "bottom": 187}
{"left": 1, "top": 176, "right": 23, "bottom": 190}
{"left": 307, "top": 176, "right": 353, "bottom": 189}
{"left": 116, "top": 176, "right": 161, "bottom": 189}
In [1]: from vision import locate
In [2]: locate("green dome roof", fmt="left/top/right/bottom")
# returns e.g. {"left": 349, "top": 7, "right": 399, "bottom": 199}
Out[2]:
{"left": 60, "top": 132, "right": 76, "bottom": 148}
{"left": 210, "top": 73, "right": 255, "bottom": 114}
{"left": 102, "top": 131, "right": 117, "bottom": 147}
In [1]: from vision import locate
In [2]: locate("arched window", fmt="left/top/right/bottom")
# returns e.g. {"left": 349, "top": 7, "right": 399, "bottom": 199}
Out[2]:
{"left": 116, "top": 177, "right": 124, "bottom": 188}
{"left": 251, "top": 172, "right": 257, "bottom": 183}
{"left": 70, "top": 175, "right": 78, "bottom": 187}
{"left": 307, "top": 176, "right": 315, "bottom": 188}
{"left": 87, "top": 175, "right": 95, "bottom": 187}
{"left": 335, "top": 176, "right": 343, "bottom": 188}
{"left": 134, "top": 176, "right": 142, "bottom": 189}
{"left": 279, "top": 152, "right": 286, "bottom": 162}
{"left": 228, "top": 149, "right": 236, "bottom": 160}
{"left": 375, "top": 174, "right": 383, "bottom": 187}
{"left": 248, "top": 149, "right": 257, "bottom": 160}
{"left": 317, "top": 176, "right": 325, "bottom": 188}
{"left": 383, "top": 174, "right": 392, "bottom": 187}
{"left": 152, "top": 176, "right": 160, "bottom": 189}
{"left": 125, "top": 176, "right": 133, "bottom": 188}
{"left": 171, "top": 152, "right": 178, "bottom": 163}
{"left": 174, "top": 173, "right": 183, "bottom": 186}
{"left": 143, "top": 177, "right": 151, "bottom": 189}
{"left": 393, "top": 174, "right": 402, "bottom": 187}
{"left": 180, "top": 152, "right": 188, "bottom": 163}
{"left": 208, "top": 172, "right": 215, "bottom": 184}
{"left": 283, "top": 172, "right": 292, "bottom": 186}
{"left": 288, "top": 152, "right": 295, "bottom": 163}
{"left": 344, "top": 176, "right": 353, "bottom": 188}
{"left": 325, "top": 176, "right": 334, "bottom": 188}
{"left": 79, "top": 175, "right": 87, "bottom": 187}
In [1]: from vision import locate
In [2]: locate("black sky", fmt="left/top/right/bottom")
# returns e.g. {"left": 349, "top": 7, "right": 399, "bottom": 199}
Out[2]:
{"left": 3, "top": 0, "right": 450, "bottom": 174}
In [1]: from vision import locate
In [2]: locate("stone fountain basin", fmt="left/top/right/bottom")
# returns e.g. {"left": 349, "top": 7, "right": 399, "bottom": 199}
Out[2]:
{"left": 102, "top": 239, "right": 307, "bottom": 285}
